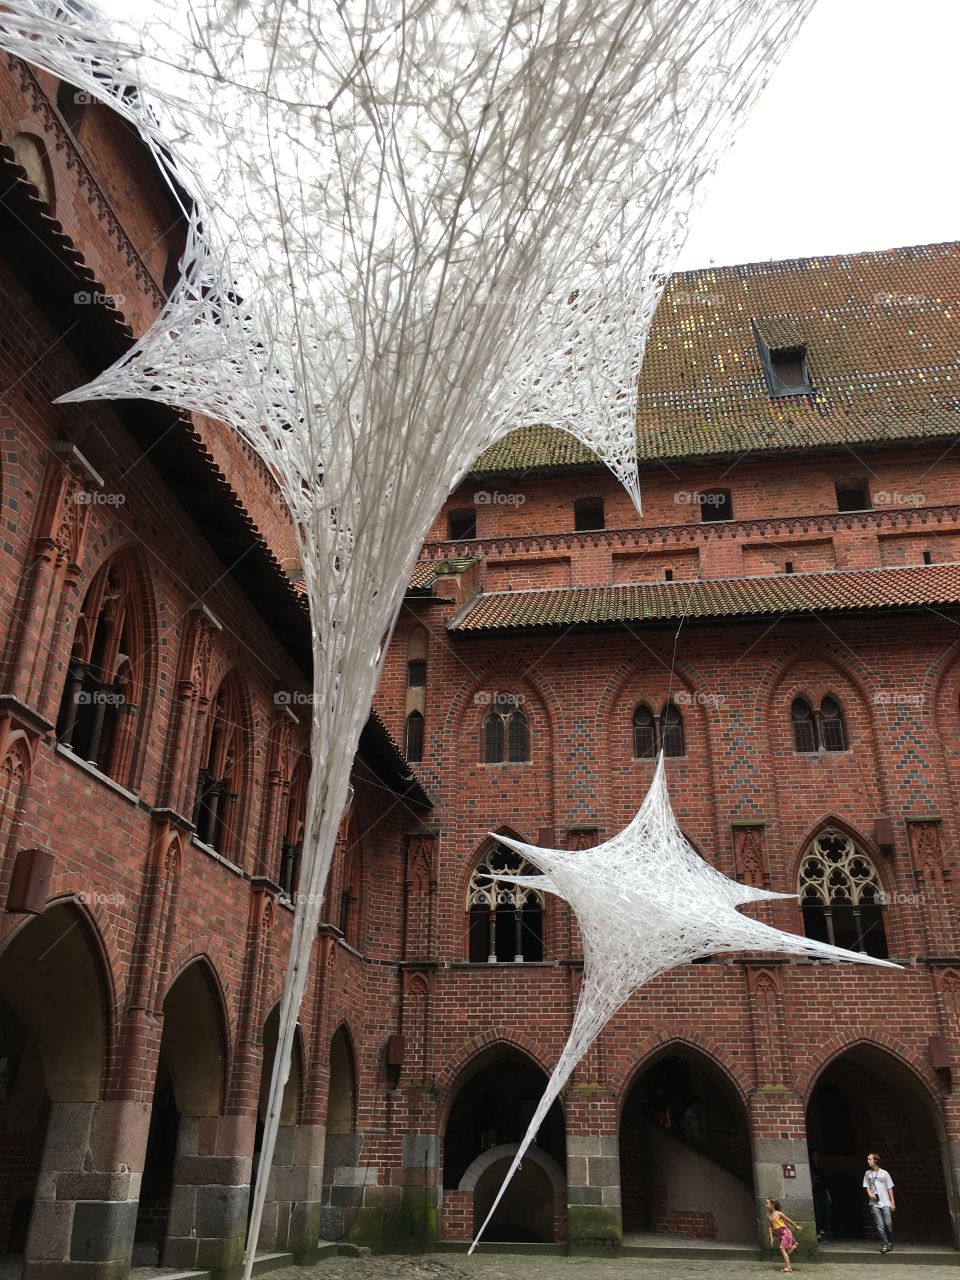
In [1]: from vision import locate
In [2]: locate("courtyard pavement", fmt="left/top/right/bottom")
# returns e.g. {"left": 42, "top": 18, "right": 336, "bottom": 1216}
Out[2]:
{"left": 272, "top": 1252, "right": 960, "bottom": 1280}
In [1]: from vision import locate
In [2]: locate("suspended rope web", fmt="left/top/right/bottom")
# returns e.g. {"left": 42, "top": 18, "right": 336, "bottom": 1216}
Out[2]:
{"left": 471, "top": 757, "right": 899, "bottom": 1251}
{"left": 0, "top": 1, "right": 822, "bottom": 1270}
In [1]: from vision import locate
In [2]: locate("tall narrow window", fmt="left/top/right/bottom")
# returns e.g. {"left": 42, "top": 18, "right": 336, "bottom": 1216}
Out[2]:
{"left": 482, "top": 695, "right": 530, "bottom": 764}
{"left": 791, "top": 698, "right": 817, "bottom": 753}
{"left": 661, "top": 704, "right": 685, "bottom": 757}
{"left": 338, "top": 822, "right": 362, "bottom": 947}
{"left": 574, "top": 497, "right": 605, "bottom": 531}
{"left": 193, "top": 677, "right": 246, "bottom": 855}
{"left": 819, "top": 696, "right": 847, "bottom": 752}
{"left": 407, "top": 659, "right": 426, "bottom": 688}
{"left": 279, "top": 757, "right": 308, "bottom": 896}
{"left": 799, "top": 831, "right": 888, "bottom": 959}
{"left": 468, "top": 843, "right": 544, "bottom": 963}
{"left": 56, "top": 558, "right": 143, "bottom": 785}
{"left": 632, "top": 705, "right": 657, "bottom": 759}
{"left": 405, "top": 710, "right": 424, "bottom": 763}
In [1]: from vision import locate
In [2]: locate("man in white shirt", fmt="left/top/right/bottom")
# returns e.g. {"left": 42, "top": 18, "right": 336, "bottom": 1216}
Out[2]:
{"left": 863, "top": 1152, "right": 896, "bottom": 1252}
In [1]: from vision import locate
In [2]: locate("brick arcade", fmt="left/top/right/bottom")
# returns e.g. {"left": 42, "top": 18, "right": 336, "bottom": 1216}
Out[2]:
{"left": 1, "top": 42, "right": 960, "bottom": 1280}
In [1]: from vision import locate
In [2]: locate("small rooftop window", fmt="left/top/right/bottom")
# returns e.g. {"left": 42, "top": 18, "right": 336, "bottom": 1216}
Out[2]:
{"left": 753, "top": 323, "right": 812, "bottom": 397}
{"left": 699, "top": 488, "right": 733, "bottom": 523}
{"left": 447, "top": 507, "right": 477, "bottom": 540}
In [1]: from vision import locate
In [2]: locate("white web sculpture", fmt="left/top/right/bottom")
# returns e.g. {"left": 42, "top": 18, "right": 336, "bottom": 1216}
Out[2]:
{"left": 470, "top": 755, "right": 898, "bottom": 1251}
{"left": 0, "top": 1, "right": 821, "bottom": 1271}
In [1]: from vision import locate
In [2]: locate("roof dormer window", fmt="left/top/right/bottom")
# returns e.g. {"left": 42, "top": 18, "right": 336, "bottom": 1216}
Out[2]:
{"left": 753, "top": 323, "right": 812, "bottom": 397}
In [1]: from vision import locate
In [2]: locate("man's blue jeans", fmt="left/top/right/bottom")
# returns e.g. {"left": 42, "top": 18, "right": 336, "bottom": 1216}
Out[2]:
{"left": 870, "top": 1202, "right": 893, "bottom": 1246}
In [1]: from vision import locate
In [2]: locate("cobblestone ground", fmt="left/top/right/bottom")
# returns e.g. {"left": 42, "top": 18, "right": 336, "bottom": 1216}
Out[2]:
{"left": 270, "top": 1254, "right": 959, "bottom": 1280}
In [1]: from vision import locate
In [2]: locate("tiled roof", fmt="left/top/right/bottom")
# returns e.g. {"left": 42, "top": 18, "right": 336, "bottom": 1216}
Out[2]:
{"left": 450, "top": 563, "right": 960, "bottom": 632}
{"left": 472, "top": 242, "right": 960, "bottom": 471}
{"left": 408, "top": 556, "right": 477, "bottom": 591}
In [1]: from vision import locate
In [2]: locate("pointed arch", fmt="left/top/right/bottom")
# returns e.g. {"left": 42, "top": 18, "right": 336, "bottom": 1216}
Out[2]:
{"left": 158, "top": 957, "right": 230, "bottom": 1116}
{"left": 192, "top": 669, "right": 252, "bottom": 861}
{"left": 327, "top": 1022, "right": 358, "bottom": 1135}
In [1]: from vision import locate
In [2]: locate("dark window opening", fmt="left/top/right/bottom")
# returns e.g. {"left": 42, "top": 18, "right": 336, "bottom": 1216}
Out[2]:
{"left": 447, "top": 508, "right": 477, "bottom": 540}
{"left": 791, "top": 698, "right": 817, "bottom": 753}
{"left": 405, "top": 710, "right": 424, "bottom": 763}
{"left": 769, "top": 347, "right": 811, "bottom": 395}
{"left": 923, "top": 550, "right": 933, "bottom": 565}
{"left": 574, "top": 498, "right": 605, "bottom": 531}
{"left": 483, "top": 700, "right": 530, "bottom": 764}
{"left": 56, "top": 79, "right": 87, "bottom": 132}
{"left": 664, "top": 568, "right": 674, "bottom": 581}
{"left": 785, "top": 561, "right": 794, "bottom": 574}
{"left": 699, "top": 488, "right": 733, "bottom": 523}
{"left": 835, "top": 481, "right": 870, "bottom": 512}
{"left": 819, "top": 696, "right": 847, "bottom": 752}
{"left": 407, "top": 659, "right": 426, "bottom": 688}
{"left": 633, "top": 702, "right": 685, "bottom": 758}
{"left": 791, "top": 695, "right": 847, "bottom": 754}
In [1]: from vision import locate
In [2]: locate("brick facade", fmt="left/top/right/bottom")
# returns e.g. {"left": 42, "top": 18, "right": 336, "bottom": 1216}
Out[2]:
{"left": 1, "top": 49, "right": 960, "bottom": 1279}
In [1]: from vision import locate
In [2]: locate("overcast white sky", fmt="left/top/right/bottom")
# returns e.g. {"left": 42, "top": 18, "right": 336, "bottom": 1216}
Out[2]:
{"left": 676, "top": 0, "right": 960, "bottom": 271}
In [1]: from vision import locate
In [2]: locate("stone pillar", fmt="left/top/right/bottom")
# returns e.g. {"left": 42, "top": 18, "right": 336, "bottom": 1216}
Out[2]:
{"left": 749, "top": 1091, "right": 817, "bottom": 1261}
{"left": 318, "top": 1132, "right": 366, "bottom": 1242}
{"left": 566, "top": 1133, "right": 622, "bottom": 1253}
{"left": 163, "top": 1114, "right": 254, "bottom": 1277}
{"left": 257, "top": 1122, "right": 325, "bottom": 1261}
{"left": 398, "top": 1133, "right": 440, "bottom": 1251}
{"left": 25, "top": 1099, "right": 149, "bottom": 1280}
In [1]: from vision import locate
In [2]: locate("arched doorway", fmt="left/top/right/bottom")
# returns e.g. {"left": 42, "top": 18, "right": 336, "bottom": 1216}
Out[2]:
{"left": 620, "top": 1047, "right": 756, "bottom": 1242}
{"left": 0, "top": 904, "right": 108, "bottom": 1261}
{"left": 249, "top": 1005, "right": 303, "bottom": 1249}
{"left": 135, "top": 961, "right": 227, "bottom": 1265}
{"left": 321, "top": 1025, "right": 361, "bottom": 1238}
{"left": 806, "top": 1045, "right": 952, "bottom": 1244}
{"left": 442, "top": 1046, "right": 565, "bottom": 1242}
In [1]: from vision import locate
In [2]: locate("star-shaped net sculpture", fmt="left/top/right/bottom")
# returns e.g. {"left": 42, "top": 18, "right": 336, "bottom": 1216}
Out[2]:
{"left": 0, "top": 2, "right": 818, "bottom": 1269}
{"left": 470, "top": 754, "right": 898, "bottom": 1251}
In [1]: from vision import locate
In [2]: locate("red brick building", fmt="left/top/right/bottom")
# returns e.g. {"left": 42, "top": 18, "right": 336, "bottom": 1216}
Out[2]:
{"left": 2, "top": 46, "right": 960, "bottom": 1280}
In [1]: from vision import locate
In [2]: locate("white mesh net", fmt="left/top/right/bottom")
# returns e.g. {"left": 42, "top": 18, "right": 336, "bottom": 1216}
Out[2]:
{"left": 0, "top": 1, "right": 823, "bottom": 1269}
{"left": 471, "top": 754, "right": 897, "bottom": 1251}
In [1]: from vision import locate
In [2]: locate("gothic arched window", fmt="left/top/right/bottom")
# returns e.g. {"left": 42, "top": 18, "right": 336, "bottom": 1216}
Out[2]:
{"left": 468, "top": 843, "right": 544, "bottom": 963}
{"left": 405, "top": 710, "right": 424, "bottom": 763}
{"left": 791, "top": 695, "right": 848, "bottom": 753}
{"left": 193, "top": 676, "right": 247, "bottom": 856}
{"left": 56, "top": 558, "right": 143, "bottom": 786}
{"left": 482, "top": 695, "right": 529, "bottom": 763}
{"left": 661, "top": 704, "right": 685, "bottom": 757}
{"left": 279, "top": 756, "right": 308, "bottom": 896}
{"left": 798, "top": 830, "right": 887, "bottom": 959}
{"left": 633, "top": 705, "right": 657, "bottom": 759}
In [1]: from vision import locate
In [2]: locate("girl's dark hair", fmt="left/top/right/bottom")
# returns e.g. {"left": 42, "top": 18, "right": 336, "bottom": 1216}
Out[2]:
{"left": 769, "top": 1198, "right": 782, "bottom": 1211}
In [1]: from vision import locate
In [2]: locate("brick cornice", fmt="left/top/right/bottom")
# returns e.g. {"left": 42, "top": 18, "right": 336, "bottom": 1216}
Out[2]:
{"left": 425, "top": 501, "right": 960, "bottom": 563}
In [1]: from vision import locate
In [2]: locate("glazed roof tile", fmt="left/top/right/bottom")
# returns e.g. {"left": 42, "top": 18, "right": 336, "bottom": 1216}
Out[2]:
{"left": 472, "top": 242, "right": 960, "bottom": 471}
{"left": 450, "top": 562, "right": 960, "bottom": 632}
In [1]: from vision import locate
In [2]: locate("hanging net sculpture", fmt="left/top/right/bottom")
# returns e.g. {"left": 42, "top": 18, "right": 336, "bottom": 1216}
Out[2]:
{"left": 471, "top": 755, "right": 898, "bottom": 1250}
{"left": 0, "top": 0, "right": 822, "bottom": 1268}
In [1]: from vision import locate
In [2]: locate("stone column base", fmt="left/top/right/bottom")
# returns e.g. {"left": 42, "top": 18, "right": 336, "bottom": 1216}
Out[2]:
{"left": 163, "top": 1116, "right": 253, "bottom": 1277}
{"left": 566, "top": 1135, "right": 622, "bottom": 1253}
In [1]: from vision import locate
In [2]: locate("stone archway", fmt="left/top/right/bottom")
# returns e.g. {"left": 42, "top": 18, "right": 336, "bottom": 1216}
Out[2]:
{"left": 620, "top": 1046, "right": 756, "bottom": 1243}
{"left": 462, "top": 1144, "right": 564, "bottom": 1243}
{"left": 441, "top": 1045, "right": 565, "bottom": 1243}
{"left": 136, "top": 960, "right": 243, "bottom": 1274}
{"left": 320, "top": 1025, "right": 361, "bottom": 1240}
{"left": 806, "top": 1044, "right": 952, "bottom": 1245}
{"left": 0, "top": 903, "right": 131, "bottom": 1279}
